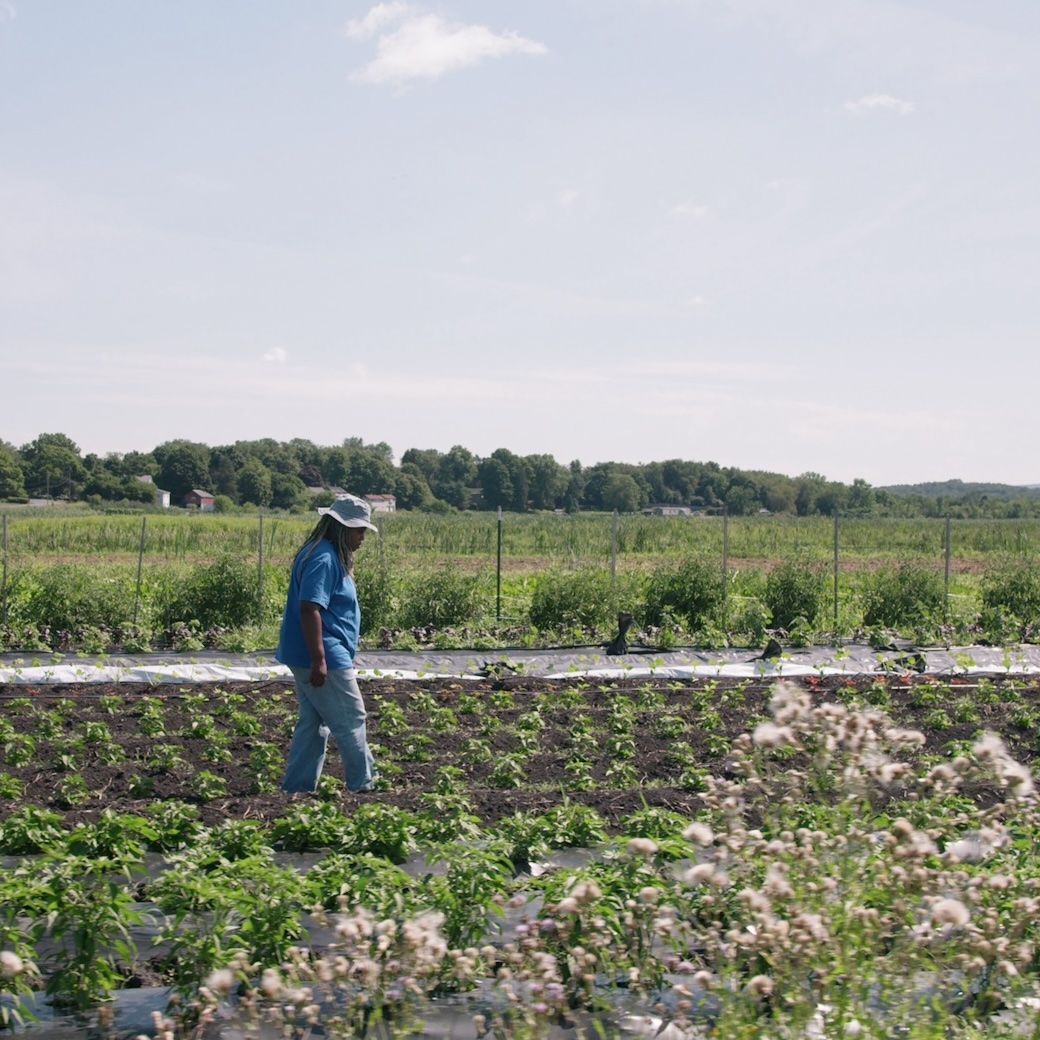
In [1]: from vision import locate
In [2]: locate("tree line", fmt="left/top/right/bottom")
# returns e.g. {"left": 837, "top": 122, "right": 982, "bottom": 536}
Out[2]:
{"left": 2, "top": 432, "right": 1039, "bottom": 519}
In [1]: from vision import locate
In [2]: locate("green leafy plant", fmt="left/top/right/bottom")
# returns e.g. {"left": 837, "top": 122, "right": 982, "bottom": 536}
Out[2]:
{"left": 764, "top": 559, "right": 826, "bottom": 630}
{"left": 528, "top": 568, "right": 620, "bottom": 632}
{"left": 31, "top": 852, "right": 148, "bottom": 1010}
{"left": 398, "top": 567, "right": 488, "bottom": 628}
{"left": 156, "top": 554, "right": 264, "bottom": 630}
{"left": 342, "top": 803, "right": 418, "bottom": 862}
{"left": 0, "top": 805, "right": 65, "bottom": 855}
{"left": 860, "top": 561, "right": 945, "bottom": 630}
{"left": 270, "top": 801, "right": 351, "bottom": 853}
{"left": 982, "top": 557, "right": 1040, "bottom": 629}
{"left": 643, "top": 557, "right": 724, "bottom": 633}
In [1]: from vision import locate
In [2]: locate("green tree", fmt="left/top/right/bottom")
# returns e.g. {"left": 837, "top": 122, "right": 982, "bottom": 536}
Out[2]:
{"left": 601, "top": 472, "right": 644, "bottom": 513}
{"left": 19, "top": 432, "right": 86, "bottom": 499}
{"left": 435, "top": 445, "right": 477, "bottom": 508}
{"left": 564, "top": 460, "right": 585, "bottom": 512}
{"left": 477, "top": 457, "right": 513, "bottom": 511}
{"left": 238, "top": 457, "right": 273, "bottom": 507}
{"left": 349, "top": 453, "right": 397, "bottom": 496}
{"left": 208, "top": 451, "right": 240, "bottom": 501}
{"left": 847, "top": 478, "right": 876, "bottom": 515}
{"left": 155, "top": 441, "right": 211, "bottom": 502}
{"left": 395, "top": 463, "right": 434, "bottom": 510}
{"left": 0, "top": 442, "right": 28, "bottom": 501}
{"left": 270, "top": 472, "right": 307, "bottom": 510}
{"left": 400, "top": 448, "right": 442, "bottom": 485}
{"left": 490, "top": 448, "right": 530, "bottom": 512}
{"left": 525, "top": 453, "right": 568, "bottom": 510}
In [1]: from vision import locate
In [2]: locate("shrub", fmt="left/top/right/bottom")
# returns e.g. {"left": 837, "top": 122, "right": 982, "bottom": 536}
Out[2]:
{"left": 529, "top": 569, "right": 622, "bottom": 632}
{"left": 860, "top": 562, "right": 945, "bottom": 629}
{"left": 156, "top": 554, "right": 263, "bottom": 630}
{"left": 764, "top": 560, "right": 826, "bottom": 630}
{"left": 17, "top": 565, "right": 137, "bottom": 633}
{"left": 642, "top": 557, "right": 724, "bottom": 631}
{"left": 398, "top": 567, "right": 488, "bottom": 629}
{"left": 354, "top": 553, "right": 397, "bottom": 634}
{"left": 982, "top": 557, "right": 1040, "bottom": 623}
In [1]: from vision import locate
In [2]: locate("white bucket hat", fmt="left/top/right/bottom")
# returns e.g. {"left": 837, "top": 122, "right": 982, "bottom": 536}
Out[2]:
{"left": 317, "top": 493, "right": 380, "bottom": 532}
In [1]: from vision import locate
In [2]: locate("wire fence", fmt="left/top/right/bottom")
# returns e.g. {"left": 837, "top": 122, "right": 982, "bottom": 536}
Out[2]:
{"left": 2, "top": 510, "right": 1039, "bottom": 636}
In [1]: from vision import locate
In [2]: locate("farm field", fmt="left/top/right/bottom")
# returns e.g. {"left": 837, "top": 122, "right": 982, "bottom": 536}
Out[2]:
{"left": 4, "top": 672, "right": 1040, "bottom": 1037}
{"left": 7, "top": 510, "right": 1040, "bottom": 566}
{"left": 4, "top": 511, "right": 1040, "bottom": 656}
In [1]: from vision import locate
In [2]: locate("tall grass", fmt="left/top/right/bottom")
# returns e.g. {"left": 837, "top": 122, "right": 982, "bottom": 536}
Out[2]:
{"left": 6, "top": 511, "right": 1040, "bottom": 566}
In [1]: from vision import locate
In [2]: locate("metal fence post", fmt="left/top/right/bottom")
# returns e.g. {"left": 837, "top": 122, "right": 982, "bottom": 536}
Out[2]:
{"left": 1, "top": 513, "right": 8, "bottom": 628}
{"left": 944, "top": 513, "right": 952, "bottom": 624}
{"left": 610, "top": 509, "right": 618, "bottom": 584}
{"left": 722, "top": 507, "right": 729, "bottom": 628}
{"left": 133, "top": 515, "right": 147, "bottom": 626}
{"left": 496, "top": 506, "right": 502, "bottom": 622}
{"left": 257, "top": 514, "right": 264, "bottom": 626}
{"left": 833, "top": 510, "right": 840, "bottom": 644}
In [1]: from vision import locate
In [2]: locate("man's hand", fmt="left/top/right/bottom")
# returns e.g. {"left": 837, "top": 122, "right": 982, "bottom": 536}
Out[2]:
{"left": 308, "top": 659, "right": 328, "bottom": 687}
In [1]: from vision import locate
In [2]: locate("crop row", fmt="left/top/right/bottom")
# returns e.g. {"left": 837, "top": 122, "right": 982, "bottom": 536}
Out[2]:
{"left": 3, "top": 675, "right": 1040, "bottom": 1037}
{"left": 2, "top": 550, "right": 1040, "bottom": 655}
{"left": 4, "top": 675, "right": 1040, "bottom": 813}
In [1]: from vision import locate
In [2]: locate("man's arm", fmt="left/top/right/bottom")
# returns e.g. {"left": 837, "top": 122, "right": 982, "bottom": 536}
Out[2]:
{"left": 299, "top": 600, "right": 327, "bottom": 687}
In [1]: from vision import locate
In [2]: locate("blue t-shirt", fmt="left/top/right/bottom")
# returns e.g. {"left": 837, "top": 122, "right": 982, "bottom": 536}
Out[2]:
{"left": 276, "top": 539, "right": 360, "bottom": 671}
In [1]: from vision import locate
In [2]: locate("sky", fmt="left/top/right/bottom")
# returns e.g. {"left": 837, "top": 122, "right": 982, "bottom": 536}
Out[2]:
{"left": 1, "top": 0, "right": 1038, "bottom": 486}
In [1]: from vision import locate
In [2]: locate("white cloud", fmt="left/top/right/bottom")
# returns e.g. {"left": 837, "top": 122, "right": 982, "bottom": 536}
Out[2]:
{"left": 262, "top": 347, "right": 287, "bottom": 363}
{"left": 557, "top": 189, "right": 579, "bottom": 209}
{"left": 0, "top": 3, "right": 15, "bottom": 23}
{"left": 347, "top": 6, "right": 547, "bottom": 86}
{"left": 843, "top": 93, "right": 916, "bottom": 116}
{"left": 344, "top": 2, "right": 411, "bottom": 41}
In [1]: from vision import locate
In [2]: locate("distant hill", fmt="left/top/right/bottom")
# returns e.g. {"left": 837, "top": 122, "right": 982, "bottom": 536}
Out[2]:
{"left": 881, "top": 479, "right": 1040, "bottom": 499}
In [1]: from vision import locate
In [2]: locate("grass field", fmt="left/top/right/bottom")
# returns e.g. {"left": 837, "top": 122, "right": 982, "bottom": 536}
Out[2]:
{"left": 6, "top": 509, "right": 1040, "bottom": 566}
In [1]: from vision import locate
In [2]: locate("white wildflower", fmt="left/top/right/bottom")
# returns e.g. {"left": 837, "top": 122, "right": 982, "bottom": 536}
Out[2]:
{"left": 259, "top": 968, "right": 282, "bottom": 999}
{"left": 684, "top": 863, "right": 715, "bottom": 886}
{"left": 746, "top": 974, "right": 774, "bottom": 998}
{"left": 884, "top": 727, "right": 926, "bottom": 747}
{"left": 945, "top": 838, "right": 987, "bottom": 864}
{"left": 204, "top": 968, "right": 234, "bottom": 996}
{"left": 770, "top": 681, "right": 811, "bottom": 725}
{"left": 974, "top": 732, "right": 1006, "bottom": 760}
{"left": 930, "top": 898, "right": 971, "bottom": 927}
{"left": 683, "top": 822, "right": 714, "bottom": 846}
{"left": 572, "top": 881, "right": 602, "bottom": 904}
{"left": 628, "top": 837, "right": 658, "bottom": 857}
{"left": 763, "top": 865, "right": 794, "bottom": 900}
{"left": 752, "top": 721, "right": 794, "bottom": 748}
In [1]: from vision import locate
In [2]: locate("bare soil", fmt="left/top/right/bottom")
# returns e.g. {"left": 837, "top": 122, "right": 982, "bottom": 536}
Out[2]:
{"left": 2, "top": 673, "right": 1038, "bottom": 832}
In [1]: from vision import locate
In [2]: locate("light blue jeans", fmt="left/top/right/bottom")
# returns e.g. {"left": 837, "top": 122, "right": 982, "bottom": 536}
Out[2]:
{"left": 281, "top": 666, "right": 376, "bottom": 793}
